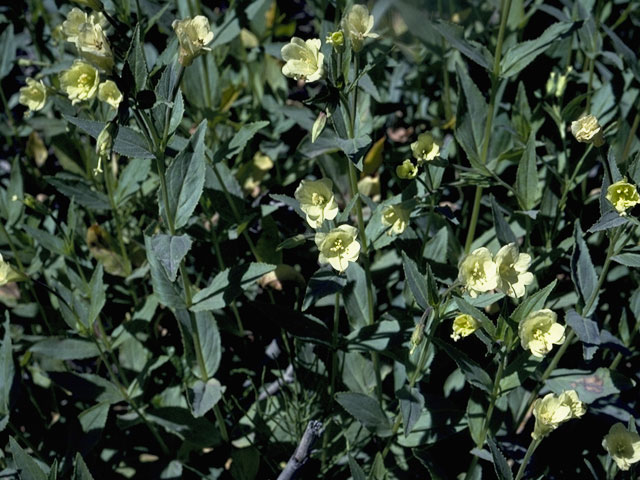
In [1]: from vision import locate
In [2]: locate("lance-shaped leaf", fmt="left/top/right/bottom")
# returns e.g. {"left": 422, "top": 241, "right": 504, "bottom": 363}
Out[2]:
{"left": 515, "top": 134, "right": 540, "bottom": 210}
{"left": 150, "top": 234, "right": 193, "bottom": 282}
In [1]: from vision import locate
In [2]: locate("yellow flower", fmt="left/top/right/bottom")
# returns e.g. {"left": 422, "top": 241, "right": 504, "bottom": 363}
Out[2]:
{"left": 315, "top": 225, "right": 360, "bottom": 272}
{"left": 381, "top": 205, "right": 410, "bottom": 236}
{"left": 98, "top": 80, "right": 122, "bottom": 109}
{"left": 518, "top": 309, "right": 565, "bottom": 358}
{"left": 532, "top": 390, "right": 585, "bottom": 440}
{"left": 494, "top": 243, "right": 534, "bottom": 298}
{"left": 19, "top": 78, "right": 47, "bottom": 111}
{"left": 450, "top": 314, "right": 479, "bottom": 341}
{"left": 606, "top": 178, "right": 640, "bottom": 215}
{"left": 294, "top": 178, "right": 339, "bottom": 229}
{"left": 240, "top": 152, "right": 274, "bottom": 196}
{"left": 458, "top": 247, "right": 498, "bottom": 298}
{"left": 71, "top": 0, "right": 104, "bottom": 11}
{"left": 172, "top": 16, "right": 214, "bottom": 67}
{"left": 602, "top": 423, "right": 640, "bottom": 471}
{"left": 342, "top": 4, "right": 378, "bottom": 53}
{"left": 75, "top": 22, "right": 114, "bottom": 71}
{"left": 571, "top": 114, "right": 604, "bottom": 147}
{"left": 62, "top": 8, "right": 107, "bottom": 43}
{"left": 59, "top": 60, "right": 100, "bottom": 104}
{"left": 326, "top": 30, "right": 345, "bottom": 53}
{"left": 396, "top": 159, "right": 418, "bottom": 179}
{"left": 0, "top": 254, "right": 23, "bottom": 285}
{"left": 411, "top": 132, "right": 440, "bottom": 164}
{"left": 281, "top": 37, "right": 324, "bottom": 83}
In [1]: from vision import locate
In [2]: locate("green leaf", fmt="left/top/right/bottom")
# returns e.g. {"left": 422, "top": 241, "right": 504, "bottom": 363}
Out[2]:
{"left": 193, "top": 311, "right": 222, "bottom": 379}
{"left": 368, "top": 452, "right": 387, "bottom": 480}
{"left": 146, "top": 407, "right": 220, "bottom": 448}
{"left": 78, "top": 402, "right": 109, "bottom": 433}
{"left": 227, "top": 121, "right": 270, "bottom": 158}
{"left": 432, "top": 20, "right": 492, "bottom": 70}
{"left": 64, "top": 116, "right": 154, "bottom": 159}
{"left": 163, "top": 121, "right": 207, "bottom": 230}
{"left": 346, "top": 320, "right": 402, "bottom": 353}
{"left": 0, "top": 317, "right": 14, "bottom": 427}
{"left": 588, "top": 210, "right": 627, "bottom": 233}
{"left": 191, "top": 263, "right": 276, "bottom": 312}
{"left": 612, "top": 253, "right": 640, "bottom": 267}
{"left": 348, "top": 455, "right": 367, "bottom": 480}
{"left": 150, "top": 234, "right": 193, "bottom": 282}
{"left": 342, "top": 352, "right": 376, "bottom": 395}
{"left": 510, "top": 280, "right": 557, "bottom": 323}
{"left": 546, "top": 368, "right": 633, "bottom": 403}
{"left": 45, "top": 174, "right": 111, "bottom": 212}
{"left": 487, "top": 437, "right": 513, "bottom": 480}
{"left": 515, "top": 134, "right": 540, "bottom": 210}
{"left": 335, "top": 392, "right": 391, "bottom": 437}
{"left": 190, "top": 378, "right": 223, "bottom": 417}
{"left": 87, "top": 264, "right": 105, "bottom": 328}
{"left": 397, "top": 386, "right": 424, "bottom": 436}
{"left": 114, "top": 158, "right": 151, "bottom": 206}
{"left": 571, "top": 221, "right": 598, "bottom": 315}
{"left": 565, "top": 309, "right": 600, "bottom": 346}
{"left": 127, "top": 25, "right": 148, "bottom": 91}
{"left": 0, "top": 25, "right": 16, "bottom": 79}
{"left": 336, "top": 136, "right": 372, "bottom": 170}
{"left": 7, "top": 157, "right": 23, "bottom": 226}
{"left": 466, "top": 391, "right": 485, "bottom": 446}
{"left": 490, "top": 195, "right": 516, "bottom": 245}
{"left": 500, "top": 22, "right": 574, "bottom": 78}
{"left": 301, "top": 268, "right": 346, "bottom": 312}
{"left": 30, "top": 338, "right": 99, "bottom": 360}
{"left": 144, "top": 232, "right": 186, "bottom": 310}
{"left": 9, "top": 436, "right": 48, "bottom": 480}
{"left": 402, "top": 252, "right": 429, "bottom": 310}
{"left": 434, "top": 339, "right": 492, "bottom": 392}
{"left": 344, "top": 263, "right": 370, "bottom": 329}
{"left": 73, "top": 453, "right": 95, "bottom": 480}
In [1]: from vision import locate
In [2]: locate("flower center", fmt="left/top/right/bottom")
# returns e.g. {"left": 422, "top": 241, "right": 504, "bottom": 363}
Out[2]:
{"left": 330, "top": 239, "right": 345, "bottom": 253}
{"left": 311, "top": 192, "right": 326, "bottom": 206}
{"left": 78, "top": 73, "right": 92, "bottom": 94}
{"left": 471, "top": 262, "right": 484, "bottom": 281}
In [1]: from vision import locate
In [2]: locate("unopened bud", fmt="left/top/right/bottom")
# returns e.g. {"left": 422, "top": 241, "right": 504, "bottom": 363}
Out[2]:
{"left": 311, "top": 112, "right": 327, "bottom": 143}
{"left": 409, "top": 322, "right": 425, "bottom": 355}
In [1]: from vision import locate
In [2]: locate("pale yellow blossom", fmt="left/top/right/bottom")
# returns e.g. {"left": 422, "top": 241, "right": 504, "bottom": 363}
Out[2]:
{"left": 519, "top": 309, "right": 565, "bottom": 358}
{"left": 281, "top": 37, "right": 324, "bottom": 83}
{"left": 294, "top": 178, "right": 339, "bottom": 229}
{"left": 458, "top": 247, "right": 498, "bottom": 297}
{"left": 315, "top": 225, "right": 360, "bottom": 272}
{"left": 75, "top": 22, "right": 113, "bottom": 71}
{"left": 494, "top": 243, "right": 534, "bottom": 298}
{"left": 606, "top": 178, "right": 640, "bottom": 215}
{"left": 571, "top": 114, "right": 604, "bottom": 147}
{"left": 381, "top": 205, "right": 409, "bottom": 236}
{"left": 342, "top": 4, "right": 378, "bottom": 52}
{"left": 532, "top": 390, "right": 585, "bottom": 439}
{"left": 450, "top": 314, "right": 479, "bottom": 341}
{"left": 19, "top": 78, "right": 47, "bottom": 111}
{"left": 396, "top": 159, "right": 418, "bottom": 179}
{"left": 59, "top": 60, "right": 100, "bottom": 104}
{"left": 411, "top": 132, "right": 440, "bottom": 164}
{"left": 603, "top": 422, "right": 640, "bottom": 471}
{"left": 172, "top": 16, "right": 214, "bottom": 67}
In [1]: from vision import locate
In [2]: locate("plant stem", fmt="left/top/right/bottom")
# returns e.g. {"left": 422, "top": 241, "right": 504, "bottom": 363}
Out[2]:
{"left": 477, "top": 347, "right": 507, "bottom": 447}
{"left": 103, "top": 164, "right": 132, "bottom": 276}
{"left": 621, "top": 100, "right": 640, "bottom": 164}
{"left": 514, "top": 438, "right": 540, "bottom": 480}
{"left": 463, "top": 0, "right": 512, "bottom": 253}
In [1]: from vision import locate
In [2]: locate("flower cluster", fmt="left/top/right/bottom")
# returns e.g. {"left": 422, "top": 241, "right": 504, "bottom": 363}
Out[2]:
{"left": 397, "top": 132, "right": 440, "bottom": 179}
{"left": 532, "top": 390, "right": 586, "bottom": 440}
{"left": 458, "top": 243, "right": 534, "bottom": 298}
{"left": 281, "top": 4, "right": 378, "bottom": 84}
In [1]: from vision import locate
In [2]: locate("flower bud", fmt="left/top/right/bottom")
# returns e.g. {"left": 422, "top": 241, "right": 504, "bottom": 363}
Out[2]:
{"left": 95, "top": 122, "right": 117, "bottom": 175}
{"left": 409, "top": 322, "right": 425, "bottom": 355}
{"left": 311, "top": 111, "right": 327, "bottom": 143}
{"left": 326, "top": 30, "right": 345, "bottom": 53}
{"left": 571, "top": 114, "right": 604, "bottom": 147}
{"left": 0, "top": 254, "right": 24, "bottom": 286}
{"left": 19, "top": 78, "right": 47, "bottom": 112}
{"left": 172, "top": 16, "right": 214, "bottom": 67}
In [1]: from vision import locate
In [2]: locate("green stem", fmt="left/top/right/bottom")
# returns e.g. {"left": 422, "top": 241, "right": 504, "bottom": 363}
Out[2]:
{"left": 586, "top": 55, "right": 595, "bottom": 113}
{"left": 514, "top": 438, "right": 541, "bottom": 480}
{"left": 477, "top": 348, "right": 507, "bottom": 447}
{"left": 322, "top": 292, "right": 342, "bottom": 470}
{"left": 621, "top": 102, "right": 640, "bottom": 164}
{"left": 463, "top": 0, "right": 512, "bottom": 253}
{"left": 103, "top": 164, "right": 132, "bottom": 276}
